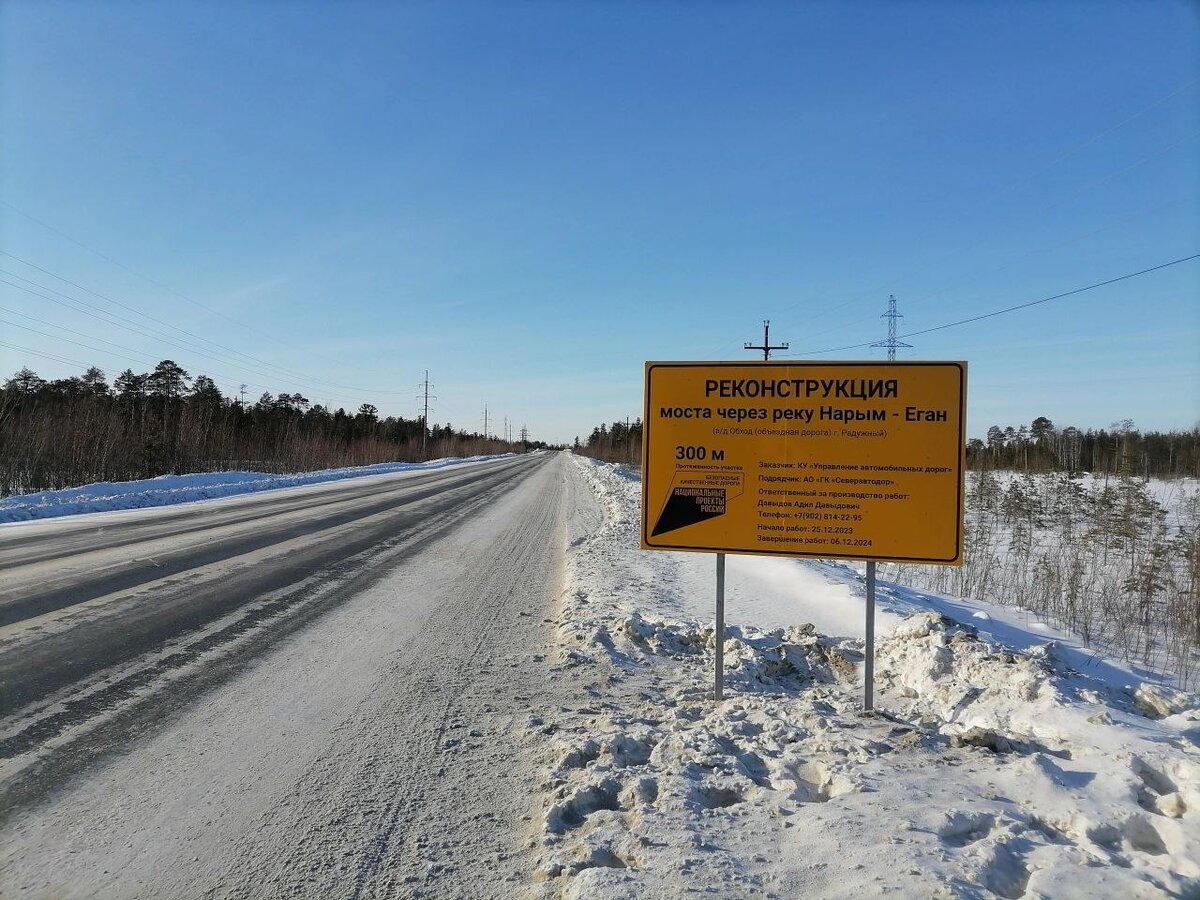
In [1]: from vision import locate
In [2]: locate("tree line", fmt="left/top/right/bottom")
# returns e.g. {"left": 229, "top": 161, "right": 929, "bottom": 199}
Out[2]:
{"left": 970, "top": 416, "right": 1199, "bottom": 478}
{"left": 0, "top": 363, "right": 546, "bottom": 497}
{"left": 574, "top": 413, "right": 1199, "bottom": 478}
{"left": 575, "top": 419, "right": 642, "bottom": 465}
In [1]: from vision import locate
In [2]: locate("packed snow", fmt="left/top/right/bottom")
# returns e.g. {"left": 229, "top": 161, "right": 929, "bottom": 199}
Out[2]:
{"left": 533, "top": 455, "right": 1200, "bottom": 898}
{"left": 0, "top": 454, "right": 515, "bottom": 523}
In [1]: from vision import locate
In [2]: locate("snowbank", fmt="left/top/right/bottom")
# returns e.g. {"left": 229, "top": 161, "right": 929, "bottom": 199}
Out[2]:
{"left": 533, "top": 455, "right": 1200, "bottom": 898}
{"left": 0, "top": 454, "right": 514, "bottom": 523}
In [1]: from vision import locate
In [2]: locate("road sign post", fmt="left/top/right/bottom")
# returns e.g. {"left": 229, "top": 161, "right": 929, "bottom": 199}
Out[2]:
{"left": 864, "top": 560, "right": 876, "bottom": 711}
{"left": 640, "top": 361, "right": 966, "bottom": 710}
{"left": 715, "top": 553, "right": 725, "bottom": 702}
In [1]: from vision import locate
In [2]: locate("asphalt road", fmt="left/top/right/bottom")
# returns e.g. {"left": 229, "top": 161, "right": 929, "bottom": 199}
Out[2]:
{"left": 0, "top": 450, "right": 585, "bottom": 898}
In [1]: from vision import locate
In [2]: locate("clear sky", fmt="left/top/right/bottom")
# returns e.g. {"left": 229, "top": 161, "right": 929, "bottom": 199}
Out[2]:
{"left": 1, "top": 0, "right": 1197, "bottom": 444}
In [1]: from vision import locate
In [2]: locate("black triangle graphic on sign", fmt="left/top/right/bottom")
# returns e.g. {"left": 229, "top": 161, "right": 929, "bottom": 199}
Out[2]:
{"left": 651, "top": 488, "right": 727, "bottom": 537}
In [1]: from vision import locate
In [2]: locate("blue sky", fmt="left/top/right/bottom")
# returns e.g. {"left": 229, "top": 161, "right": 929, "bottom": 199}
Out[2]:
{"left": 1, "top": 0, "right": 1197, "bottom": 444}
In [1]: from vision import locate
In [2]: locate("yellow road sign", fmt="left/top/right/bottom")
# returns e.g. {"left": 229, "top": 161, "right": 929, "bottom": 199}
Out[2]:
{"left": 641, "top": 361, "right": 966, "bottom": 564}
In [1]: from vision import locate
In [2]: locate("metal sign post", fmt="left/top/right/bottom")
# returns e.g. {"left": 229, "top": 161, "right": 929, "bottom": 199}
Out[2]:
{"left": 864, "top": 561, "right": 876, "bottom": 711}
{"left": 715, "top": 553, "right": 726, "bottom": 701}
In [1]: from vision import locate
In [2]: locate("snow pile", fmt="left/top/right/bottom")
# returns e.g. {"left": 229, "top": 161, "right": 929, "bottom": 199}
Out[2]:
{"left": 0, "top": 454, "right": 513, "bottom": 523}
{"left": 535, "top": 455, "right": 1200, "bottom": 899}
{"left": 877, "top": 471, "right": 1200, "bottom": 686}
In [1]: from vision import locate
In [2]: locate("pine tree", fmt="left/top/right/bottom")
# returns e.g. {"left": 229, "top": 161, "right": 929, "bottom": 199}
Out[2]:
{"left": 146, "top": 360, "right": 190, "bottom": 399}
{"left": 3, "top": 368, "right": 45, "bottom": 394}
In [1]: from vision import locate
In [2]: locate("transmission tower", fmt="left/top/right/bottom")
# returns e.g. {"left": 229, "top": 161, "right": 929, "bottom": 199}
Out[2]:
{"left": 871, "top": 295, "right": 912, "bottom": 360}
{"left": 519, "top": 424, "right": 528, "bottom": 443}
{"left": 743, "top": 320, "right": 788, "bottom": 360}
{"left": 482, "top": 404, "right": 489, "bottom": 439}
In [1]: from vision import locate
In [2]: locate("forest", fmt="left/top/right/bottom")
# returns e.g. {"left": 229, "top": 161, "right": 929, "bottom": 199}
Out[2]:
{"left": 967, "top": 416, "right": 1199, "bottom": 478}
{"left": 579, "top": 414, "right": 1200, "bottom": 479}
{"left": 0, "top": 362, "right": 546, "bottom": 497}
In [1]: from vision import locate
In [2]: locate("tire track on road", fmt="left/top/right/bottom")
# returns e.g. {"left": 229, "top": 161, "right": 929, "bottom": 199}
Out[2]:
{"left": 0, "top": 455, "right": 554, "bottom": 810}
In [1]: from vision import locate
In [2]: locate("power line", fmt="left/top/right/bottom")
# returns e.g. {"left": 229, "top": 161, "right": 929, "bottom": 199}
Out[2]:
{"left": 709, "top": 190, "right": 1193, "bottom": 363}
{"left": 1, "top": 202, "right": 418, "bottom": 389}
{"left": 733, "top": 81, "right": 1199, "bottom": 353}
{"left": 1, "top": 201, "right": 309, "bottom": 350}
{"left": 1007, "top": 77, "right": 1198, "bottom": 191}
{"left": 865, "top": 192, "right": 1195, "bottom": 333}
{"left": 0, "top": 253, "right": 320, "bottom": 383}
{"left": 782, "top": 253, "right": 1200, "bottom": 357}
{"left": 0, "top": 319, "right": 284, "bottom": 395}
{"left": 773, "top": 135, "right": 1192, "bottom": 344}
{"left": 0, "top": 308, "right": 185, "bottom": 365}
{"left": 0, "top": 275, "right": 309, "bottom": 385}
{"left": 0, "top": 276, "right": 349, "bottom": 393}
{"left": 0, "top": 331, "right": 374, "bottom": 406}
{"left": 812, "top": 79, "right": 1195, "bottom": 316}
{"left": 0, "top": 318, "right": 204, "bottom": 373}
{"left": 899, "top": 254, "right": 1199, "bottom": 340}
{"left": 1, "top": 253, "right": 281, "bottom": 362}
{"left": 0, "top": 252, "right": 410, "bottom": 395}
{"left": 0, "top": 340, "right": 106, "bottom": 372}
{"left": 761, "top": 191, "right": 1196, "bottom": 356}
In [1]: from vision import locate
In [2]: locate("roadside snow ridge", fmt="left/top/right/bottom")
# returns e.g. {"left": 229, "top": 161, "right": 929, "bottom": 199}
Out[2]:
{"left": 532, "top": 456, "right": 1200, "bottom": 899}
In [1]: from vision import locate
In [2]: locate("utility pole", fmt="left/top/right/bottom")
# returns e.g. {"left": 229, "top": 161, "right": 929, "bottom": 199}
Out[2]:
{"left": 865, "top": 295, "right": 910, "bottom": 713}
{"left": 716, "top": 319, "right": 789, "bottom": 702}
{"left": 416, "top": 371, "right": 436, "bottom": 454}
{"left": 871, "top": 295, "right": 912, "bottom": 361}
{"left": 744, "top": 319, "right": 788, "bottom": 360}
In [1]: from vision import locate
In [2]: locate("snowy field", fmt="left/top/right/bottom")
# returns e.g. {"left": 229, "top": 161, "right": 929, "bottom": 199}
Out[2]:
{"left": 535, "top": 456, "right": 1200, "bottom": 898}
{"left": 0, "top": 454, "right": 516, "bottom": 523}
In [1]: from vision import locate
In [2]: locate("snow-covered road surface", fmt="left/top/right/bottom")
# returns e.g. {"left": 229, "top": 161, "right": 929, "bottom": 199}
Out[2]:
{"left": 5, "top": 451, "right": 1199, "bottom": 899}
{"left": 1, "top": 451, "right": 580, "bottom": 897}
{"left": 2, "top": 455, "right": 546, "bottom": 738}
